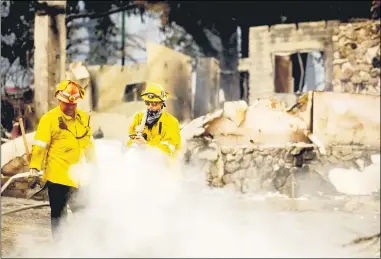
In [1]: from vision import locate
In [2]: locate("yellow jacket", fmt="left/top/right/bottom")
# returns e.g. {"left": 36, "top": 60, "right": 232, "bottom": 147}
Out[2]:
{"left": 127, "top": 110, "right": 181, "bottom": 156}
{"left": 29, "top": 106, "right": 96, "bottom": 188}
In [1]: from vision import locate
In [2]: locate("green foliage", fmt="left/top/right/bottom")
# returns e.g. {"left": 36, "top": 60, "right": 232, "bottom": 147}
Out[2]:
{"left": 1, "top": 1, "right": 36, "bottom": 68}
{"left": 74, "top": 2, "right": 120, "bottom": 65}
{"left": 1, "top": 0, "right": 144, "bottom": 86}
{"left": 161, "top": 22, "right": 202, "bottom": 58}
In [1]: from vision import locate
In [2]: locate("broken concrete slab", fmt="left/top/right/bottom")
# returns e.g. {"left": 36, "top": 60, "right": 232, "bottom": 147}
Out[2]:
{"left": 222, "top": 100, "right": 248, "bottom": 127}
{"left": 180, "top": 109, "right": 223, "bottom": 141}
{"left": 182, "top": 96, "right": 313, "bottom": 147}
{"left": 238, "top": 99, "right": 309, "bottom": 145}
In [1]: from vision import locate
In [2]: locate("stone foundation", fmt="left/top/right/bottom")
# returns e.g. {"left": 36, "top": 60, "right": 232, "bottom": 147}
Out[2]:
{"left": 185, "top": 138, "right": 380, "bottom": 197}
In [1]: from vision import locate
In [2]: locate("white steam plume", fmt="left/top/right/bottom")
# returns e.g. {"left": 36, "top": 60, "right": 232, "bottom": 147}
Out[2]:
{"left": 10, "top": 139, "right": 370, "bottom": 258}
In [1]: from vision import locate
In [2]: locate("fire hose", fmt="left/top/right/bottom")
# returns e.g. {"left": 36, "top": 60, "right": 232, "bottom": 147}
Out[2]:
{"left": 136, "top": 110, "right": 147, "bottom": 138}
{"left": 2, "top": 203, "right": 50, "bottom": 216}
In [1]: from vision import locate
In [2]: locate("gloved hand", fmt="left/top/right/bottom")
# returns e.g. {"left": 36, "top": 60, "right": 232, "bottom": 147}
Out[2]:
{"left": 29, "top": 168, "right": 40, "bottom": 177}
{"left": 132, "top": 135, "right": 146, "bottom": 145}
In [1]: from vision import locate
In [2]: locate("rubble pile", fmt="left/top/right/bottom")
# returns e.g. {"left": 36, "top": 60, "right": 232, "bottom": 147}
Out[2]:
{"left": 332, "top": 20, "right": 381, "bottom": 94}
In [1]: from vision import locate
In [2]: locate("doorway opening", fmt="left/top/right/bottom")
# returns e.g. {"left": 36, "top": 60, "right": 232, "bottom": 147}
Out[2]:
{"left": 274, "top": 51, "right": 325, "bottom": 94}
{"left": 123, "top": 82, "right": 145, "bottom": 102}
{"left": 239, "top": 71, "right": 249, "bottom": 101}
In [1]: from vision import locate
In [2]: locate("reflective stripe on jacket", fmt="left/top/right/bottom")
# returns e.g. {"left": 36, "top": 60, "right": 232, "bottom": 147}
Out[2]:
{"left": 29, "top": 106, "right": 95, "bottom": 188}
{"left": 127, "top": 110, "right": 181, "bottom": 156}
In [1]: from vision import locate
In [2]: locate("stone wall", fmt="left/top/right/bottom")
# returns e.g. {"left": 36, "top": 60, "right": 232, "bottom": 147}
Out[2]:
{"left": 247, "top": 19, "right": 380, "bottom": 103}
{"left": 185, "top": 138, "right": 380, "bottom": 197}
{"left": 332, "top": 20, "right": 381, "bottom": 94}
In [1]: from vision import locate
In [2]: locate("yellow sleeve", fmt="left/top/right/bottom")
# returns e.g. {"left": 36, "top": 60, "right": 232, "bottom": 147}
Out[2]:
{"left": 126, "top": 113, "right": 140, "bottom": 147}
{"left": 29, "top": 114, "right": 51, "bottom": 171}
{"left": 147, "top": 119, "right": 181, "bottom": 156}
{"left": 84, "top": 117, "right": 97, "bottom": 163}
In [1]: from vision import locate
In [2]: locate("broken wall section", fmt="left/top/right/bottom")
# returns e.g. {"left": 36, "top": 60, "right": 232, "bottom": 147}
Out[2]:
{"left": 182, "top": 91, "right": 380, "bottom": 197}
{"left": 247, "top": 19, "right": 380, "bottom": 103}
{"left": 248, "top": 21, "right": 330, "bottom": 102}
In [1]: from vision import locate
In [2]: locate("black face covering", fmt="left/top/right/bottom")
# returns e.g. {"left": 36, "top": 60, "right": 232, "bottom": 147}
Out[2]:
{"left": 146, "top": 109, "right": 162, "bottom": 129}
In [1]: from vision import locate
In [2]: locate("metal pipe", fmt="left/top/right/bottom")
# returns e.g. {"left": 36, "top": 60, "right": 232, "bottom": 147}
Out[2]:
{"left": 121, "top": 11, "right": 126, "bottom": 66}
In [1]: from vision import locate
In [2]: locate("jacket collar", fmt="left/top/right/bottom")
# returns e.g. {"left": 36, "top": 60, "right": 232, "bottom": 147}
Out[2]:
{"left": 56, "top": 106, "right": 80, "bottom": 121}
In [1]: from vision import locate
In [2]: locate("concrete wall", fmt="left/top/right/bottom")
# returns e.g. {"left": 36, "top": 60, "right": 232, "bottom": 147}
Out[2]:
{"left": 85, "top": 42, "right": 193, "bottom": 122}
{"left": 313, "top": 91, "right": 381, "bottom": 148}
{"left": 87, "top": 63, "right": 147, "bottom": 115}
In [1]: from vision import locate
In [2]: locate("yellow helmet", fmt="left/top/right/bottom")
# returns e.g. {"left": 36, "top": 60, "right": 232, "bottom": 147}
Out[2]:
{"left": 141, "top": 82, "right": 169, "bottom": 102}
{"left": 55, "top": 80, "right": 85, "bottom": 104}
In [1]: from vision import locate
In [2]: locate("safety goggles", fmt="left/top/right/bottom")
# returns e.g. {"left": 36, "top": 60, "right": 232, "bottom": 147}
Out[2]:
{"left": 56, "top": 80, "right": 85, "bottom": 99}
{"left": 144, "top": 101, "right": 162, "bottom": 106}
{"left": 59, "top": 91, "right": 81, "bottom": 102}
{"left": 141, "top": 92, "right": 165, "bottom": 101}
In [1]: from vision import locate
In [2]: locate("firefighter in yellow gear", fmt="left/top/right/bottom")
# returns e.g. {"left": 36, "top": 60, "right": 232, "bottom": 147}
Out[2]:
{"left": 127, "top": 82, "right": 181, "bottom": 157}
{"left": 29, "top": 80, "right": 96, "bottom": 238}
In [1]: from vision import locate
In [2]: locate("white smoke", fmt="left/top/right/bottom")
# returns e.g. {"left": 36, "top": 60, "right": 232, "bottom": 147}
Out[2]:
{"left": 9, "top": 140, "right": 369, "bottom": 258}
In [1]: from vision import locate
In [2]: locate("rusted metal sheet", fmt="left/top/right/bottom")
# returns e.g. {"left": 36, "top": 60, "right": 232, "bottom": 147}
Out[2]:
{"left": 312, "top": 91, "right": 381, "bottom": 148}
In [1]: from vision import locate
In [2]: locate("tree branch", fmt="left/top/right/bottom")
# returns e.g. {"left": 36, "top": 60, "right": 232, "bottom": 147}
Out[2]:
{"left": 66, "top": 3, "right": 139, "bottom": 23}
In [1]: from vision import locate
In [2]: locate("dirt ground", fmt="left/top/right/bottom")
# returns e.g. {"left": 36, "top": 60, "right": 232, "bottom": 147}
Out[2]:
{"left": 1, "top": 197, "right": 51, "bottom": 257}
{"left": 1, "top": 191, "right": 380, "bottom": 258}
{"left": 1, "top": 195, "right": 379, "bottom": 258}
